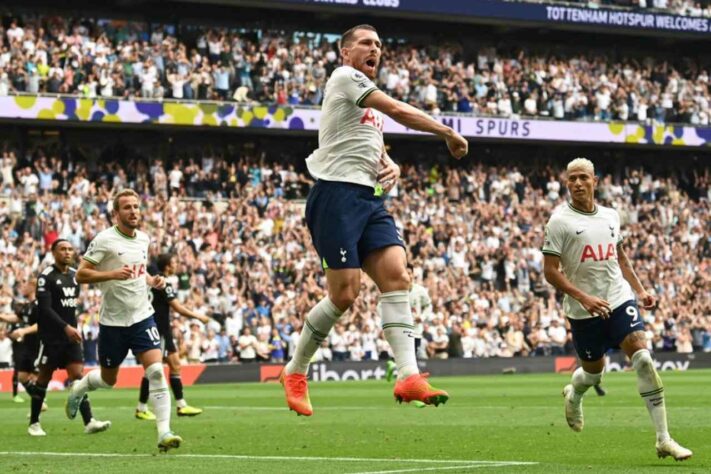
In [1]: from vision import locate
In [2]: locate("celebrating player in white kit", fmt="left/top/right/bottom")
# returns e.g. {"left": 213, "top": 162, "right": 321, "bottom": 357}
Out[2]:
{"left": 542, "top": 158, "right": 691, "bottom": 461}
{"left": 66, "top": 189, "right": 182, "bottom": 452}
{"left": 280, "top": 24, "right": 468, "bottom": 416}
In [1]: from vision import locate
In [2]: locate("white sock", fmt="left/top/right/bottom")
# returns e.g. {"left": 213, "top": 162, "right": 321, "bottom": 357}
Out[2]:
{"left": 75, "top": 370, "right": 112, "bottom": 397}
{"left": 631, "top": 349, "right": 670, "bottom": 442}
{"left": 571, "top": 367, "right": 602, "bottom": 402}
{"left": 286, "top": 297, "right": 343, "bottom": 375}
{"left": 380, "top": 290, "right": 419, "bottom": 380}
{"left": 176, "top": 399, "right": 187, "bottom": 409}
{"left": 145, "top": 362, "right": 171, "bottom": 437}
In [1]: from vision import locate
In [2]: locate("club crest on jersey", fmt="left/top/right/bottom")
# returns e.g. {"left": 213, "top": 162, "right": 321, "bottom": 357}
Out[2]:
{"left": 580, "top": 243, "right": 617, "bottom": 263}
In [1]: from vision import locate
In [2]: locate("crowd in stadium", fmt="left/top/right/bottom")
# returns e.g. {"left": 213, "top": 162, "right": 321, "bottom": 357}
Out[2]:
{"left": 0, "top": 13, "right": 710, "bottom": 125}
{"left": 513, "top": 0, "right": 711, "bottom": 16}
{"left": 0, "top": 140, "right": 708, "bottom": 366}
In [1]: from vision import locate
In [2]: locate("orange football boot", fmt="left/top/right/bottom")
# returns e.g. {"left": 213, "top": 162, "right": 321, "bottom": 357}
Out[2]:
{"left": 393, "top": 372, "right": 449, "bottom": 406}
{"left": 280, "top": 369, "right": 313, "bottom": 416}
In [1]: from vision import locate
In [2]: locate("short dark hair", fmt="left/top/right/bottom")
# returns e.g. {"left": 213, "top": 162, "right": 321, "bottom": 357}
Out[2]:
{"left": 341, "top": 24, "right": 377, "bottom": 47}
{"left": 156, "top": 253, "right": 174, "bottom": 272}
{"left": 51, "top": 239, "right": 71, "bottom": 252}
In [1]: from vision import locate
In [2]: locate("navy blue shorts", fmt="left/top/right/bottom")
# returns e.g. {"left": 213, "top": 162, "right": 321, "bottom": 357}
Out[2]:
{"left": 305, "top": 180, "right": 404, "bottom": 270}
{"left": 98, "top": 317, "right": 162, "bottom": 368}
{"left": 568, "top": 300, "right": 643, "bottom": 361}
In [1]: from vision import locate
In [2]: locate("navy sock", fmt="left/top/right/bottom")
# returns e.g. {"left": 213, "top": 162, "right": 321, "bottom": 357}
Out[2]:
{"left": 139, "top": 376, "right": 149, "bottom": 405}
{"left": 30, "top": 384, "right": 47, "bottom": 425}
{"left": 80, "top": 395, "right": 93, "bottom": 425}
{"left": 169, "top": 375, "right": 184, "bottom": 401}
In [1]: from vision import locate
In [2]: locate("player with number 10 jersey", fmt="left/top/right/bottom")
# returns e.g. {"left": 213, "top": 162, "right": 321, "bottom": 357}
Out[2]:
{"left": 83, "top": 225, "right": 153, "bottom": 327}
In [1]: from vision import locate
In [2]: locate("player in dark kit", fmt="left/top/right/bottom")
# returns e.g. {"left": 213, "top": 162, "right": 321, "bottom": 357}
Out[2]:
{"left": 27, "top": 239, "right": 111, "bottom": 436}
{"left": 135, "top": 253, "right": 210, "bottom": 420}
{"left": 0, "top": 278, "right": 40, "bottom": 403}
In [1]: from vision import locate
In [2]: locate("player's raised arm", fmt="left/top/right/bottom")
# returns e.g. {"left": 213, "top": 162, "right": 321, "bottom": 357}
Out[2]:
{"left": 362, "top": 91, "right": 468, "bottom": 159}
{"left": 76, "top": 258, "right": 132, "bottom": 284}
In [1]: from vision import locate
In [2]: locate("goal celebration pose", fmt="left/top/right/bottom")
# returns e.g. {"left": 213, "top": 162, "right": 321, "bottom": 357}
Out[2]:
{"left": 280, "top": 24, "right": 468, "bottom": 416}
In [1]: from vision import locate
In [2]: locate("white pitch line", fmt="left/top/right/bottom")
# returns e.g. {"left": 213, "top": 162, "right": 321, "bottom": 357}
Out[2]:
{"left": 351, "top": 463, "right": 532, "bottom": 474}
{"left": 0, "top": 451, "right": 538, "bottom": 466}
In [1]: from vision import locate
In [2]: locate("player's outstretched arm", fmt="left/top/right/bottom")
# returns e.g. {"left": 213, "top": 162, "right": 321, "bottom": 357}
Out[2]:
{"left": 76, "top": 259, "right": 132, "bottom": 284}
{"left": 169, "top": 299, "right": 210, "bottom": 324}
{"left": 617, "top": 244, "right": 656, "bottom": 309}
{"left": 362, "top": 91, "right": 468, "bottom": 159}
{"left": 543, "top": 254, "right": 611, "bottom": 318}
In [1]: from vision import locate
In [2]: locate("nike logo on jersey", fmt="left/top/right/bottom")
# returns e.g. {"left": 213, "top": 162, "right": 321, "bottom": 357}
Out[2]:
{"left": 576, "top": 229, "right": 585, "bottom": 235}
{"left": 118, "top": 251, "right": 126, "bottom": 256}
{"left": 630, "top": 322, "right": 642, "bottom": 328}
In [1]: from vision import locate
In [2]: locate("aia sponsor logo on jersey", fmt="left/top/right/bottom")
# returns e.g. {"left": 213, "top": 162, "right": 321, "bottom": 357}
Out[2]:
{"left": 360, "top": 108, "right": 383, "bottom": 131}
{"left": 580, "top": 243, "right": 617, "bottom": 263}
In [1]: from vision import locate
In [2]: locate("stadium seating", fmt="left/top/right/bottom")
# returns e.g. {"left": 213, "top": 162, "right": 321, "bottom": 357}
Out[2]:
{"left": 0, "top": 12, "right": 709, "bottom": 124}
{"left": 0, "top": 140, "right": 708, "bottom": 363}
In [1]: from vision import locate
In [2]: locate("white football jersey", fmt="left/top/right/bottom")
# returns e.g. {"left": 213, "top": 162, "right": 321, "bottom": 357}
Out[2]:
{"left": 83, "top": 226, "right": 154, "bottom": 326}
{"left": 542, "top": 202, "right": 634, "bottom": 320}
{"left": 305, "top": 65, "right": 383, "bottom": 188}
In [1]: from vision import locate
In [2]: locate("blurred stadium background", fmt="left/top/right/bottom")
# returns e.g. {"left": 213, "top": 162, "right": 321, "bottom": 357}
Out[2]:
{"left": 0, "top": 0, "right": 709, "bottom": 471}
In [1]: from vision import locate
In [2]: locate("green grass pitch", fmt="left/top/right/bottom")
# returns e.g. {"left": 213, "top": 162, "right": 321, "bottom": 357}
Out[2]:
{"left": 1, "top": 369, "right": 709, "bottom": 473}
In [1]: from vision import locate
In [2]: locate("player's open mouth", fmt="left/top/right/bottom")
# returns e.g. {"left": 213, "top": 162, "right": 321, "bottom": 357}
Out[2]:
{"left": 365, "top": 59, "right": 377, "bottom": 68}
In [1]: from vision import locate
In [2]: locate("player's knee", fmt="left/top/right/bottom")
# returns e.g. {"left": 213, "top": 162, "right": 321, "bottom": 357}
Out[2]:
{"left": 631, "top": 349, "right": 654, "bottom": 373}
{"left": 329, "top": 284, "right": 359, "bottom": 311}
{"left": 377, "top": 267, "right": 410, "bottom": 292}
{"left": 331, "top": 293, "right": 357, "bottom": 311}
{"left": 102, "top": 372, "right": 118, "bottom": 386}
{"left": 585, "top": 369, "right": 603, "bottom": 385}
{"left": 394, "top": 268, "right": 411, "bottom": 290}
{"left": 145, "top": 362, "right": 166, "bottom": 384}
